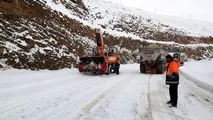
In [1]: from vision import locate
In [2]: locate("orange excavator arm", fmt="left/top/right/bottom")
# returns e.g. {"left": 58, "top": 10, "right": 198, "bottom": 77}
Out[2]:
{"left": 95, "top": 28, "right": 105, "bottom": 56}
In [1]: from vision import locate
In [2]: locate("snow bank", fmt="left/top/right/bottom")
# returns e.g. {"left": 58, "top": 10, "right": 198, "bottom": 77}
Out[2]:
{"left": 180, "top": 59, "right": 213, "bottom": 86}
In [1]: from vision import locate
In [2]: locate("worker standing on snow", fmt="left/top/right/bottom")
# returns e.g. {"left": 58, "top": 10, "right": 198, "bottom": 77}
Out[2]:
{"left": 165, "top": 55, "right": 179, "bottom": 107}
{"left": 116, "top": 56, "right": 120, "bottom": 75}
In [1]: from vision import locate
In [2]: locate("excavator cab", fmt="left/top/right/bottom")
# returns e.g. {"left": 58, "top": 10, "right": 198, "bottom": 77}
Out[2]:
{"left": 107, "top": 47, "right": 118, "bottom": 56}
{"left": 105, "top": 47, "right": 120, "bottom": 75}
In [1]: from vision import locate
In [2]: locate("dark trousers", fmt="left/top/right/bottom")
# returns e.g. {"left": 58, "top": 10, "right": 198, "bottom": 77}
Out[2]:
{"left": 116, "top": 64, "right": 120, "bottom": 74}
{"left": 169, "top": 85, "right": 178, "bottom": 105}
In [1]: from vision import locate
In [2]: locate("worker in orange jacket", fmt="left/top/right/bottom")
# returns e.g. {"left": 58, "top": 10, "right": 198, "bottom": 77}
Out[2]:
{"left": 174, "top": 58, "right": 181, "bottom": 67}
{"left": 165, "top": 55, "right": 179, "bottom": 107}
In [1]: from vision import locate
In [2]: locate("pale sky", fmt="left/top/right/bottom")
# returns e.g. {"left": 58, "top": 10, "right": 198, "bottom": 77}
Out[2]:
{"left": 107, "top": 0, "right": 213, "bottom": 23}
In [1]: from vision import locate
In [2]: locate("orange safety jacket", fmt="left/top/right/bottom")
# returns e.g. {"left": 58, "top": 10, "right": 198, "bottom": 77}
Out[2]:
{"left": 117, "top": 60, "right": 120, "bottom": 64}
{"left": 117, "top": 56, "right": 120, "bottom": 64}
{"left": 166, "top": 61, "right": 179, "bottom": 85}
{"left": 176, "top": 61, "right": 181, "bottom": 67}
{"left": 167, "top": 61, "right": 179, "bottom": 75}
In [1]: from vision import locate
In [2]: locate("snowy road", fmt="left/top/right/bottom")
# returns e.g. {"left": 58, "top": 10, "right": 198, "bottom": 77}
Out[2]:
{"left": 1, "top": 64, "right": 213, "bottom": 120}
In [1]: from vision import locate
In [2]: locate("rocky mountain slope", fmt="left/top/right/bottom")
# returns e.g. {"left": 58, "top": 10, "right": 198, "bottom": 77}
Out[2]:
{"left": 0, "top": 0, "right": 213, "bottom": 69}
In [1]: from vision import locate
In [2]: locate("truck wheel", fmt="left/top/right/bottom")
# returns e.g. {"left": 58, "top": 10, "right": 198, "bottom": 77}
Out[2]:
{"left": 157, "top": 67, "right": 163, "bottom": 74}
{"left": 158, "top": 69, "right": 162, "bottom": 74}
{"left": 140, "top": 63, "right": 145, "bottom": 73}
{"left": 106, "top": 65, "right": 111, "bottom": 75}
{"left": 140, "top": 66, "right": 145, "bottom": 73}
{"left": 140, "top": 66, "right": 142, "bottom": 73}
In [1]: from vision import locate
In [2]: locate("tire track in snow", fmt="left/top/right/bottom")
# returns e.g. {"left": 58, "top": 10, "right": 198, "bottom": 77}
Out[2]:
{"left": 0, "top": 73, "right": 84, "bottom": 96}
{"left": 172, "top": 75, "right": 213, "bottom": 120}
{"left": 148, "top": 75, "right": 180, "bottom": 120}
{"left": 0, "top": 75, "right": 102, "bottom": 116}
{"left": 74, "top": 74, "right": 134, "bottom": 120}
{"left": 180, "top": 70, "right": 213, "bottom": 94}
{"left": 148, "top": 73, "right": 213, "bottom": 120}
{"left": 26, "top": 74, "right": 130, "bottom": 120}
{"left": 0, "top": 74, "right": 120, "bottom": 119}
{"left": 181, "top": 75, "right": 213, "bottom": 107}
{"left": 147, "top": 75, "right": 153, "bottom": 120}
{"left": 133, "top": 74, "right": 150, "bottom": 120}
{"left": 76, "top": 73, "right": 150, "bottom": 120}
{"left": 0, "top": 70, "right": 73, "bottom": 84}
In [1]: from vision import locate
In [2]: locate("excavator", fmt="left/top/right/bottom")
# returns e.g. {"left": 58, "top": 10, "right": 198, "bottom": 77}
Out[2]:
{"left": 78, "top": 28, "right": 120, "bottom": 75}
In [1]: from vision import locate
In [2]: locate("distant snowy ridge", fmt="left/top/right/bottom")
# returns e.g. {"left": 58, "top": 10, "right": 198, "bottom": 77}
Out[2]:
{"left": 89, "top": 0, "right": 213, "bottom": 37}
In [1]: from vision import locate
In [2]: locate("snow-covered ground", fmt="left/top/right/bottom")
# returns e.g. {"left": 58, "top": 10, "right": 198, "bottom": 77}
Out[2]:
{"left": 1, "top": 64, "right": 213, "bottom": 120}
{"left": 180, "top": 59, "right": 213, "bottom": 86}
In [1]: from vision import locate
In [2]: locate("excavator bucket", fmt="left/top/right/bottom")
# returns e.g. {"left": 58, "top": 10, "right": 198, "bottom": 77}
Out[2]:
{"left": 78, "top": 56, "right": 108, "bottom": 73}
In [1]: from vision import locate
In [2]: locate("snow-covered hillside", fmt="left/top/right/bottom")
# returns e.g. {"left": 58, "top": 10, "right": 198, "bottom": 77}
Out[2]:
{"left": 39, "top": 0, "right": 213, "bottom": 44}
{"left": 1, "top": 64, "right": 213, "bottom": 120}
{"left": 36, "top": 0, "right": 213, "bottom": 47}
{"left": 0, "top": 0, "right": 213, "bottom": 70}
{"left": 88, "top": 0, "right": 213, "bottom": 37}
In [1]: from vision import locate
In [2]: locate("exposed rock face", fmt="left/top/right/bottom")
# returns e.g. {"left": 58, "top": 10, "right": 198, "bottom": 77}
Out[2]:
{"left": 1, "top": 0, "right": 16, "bottom": 3}
{"left": 109, "top": 14, "right": 213, "bottom": 44}
{"left": 0, "top": 0, "right": 93, "bottom": 69}
{"left": 0, "top": 0, "right": 212, "bottom": 70}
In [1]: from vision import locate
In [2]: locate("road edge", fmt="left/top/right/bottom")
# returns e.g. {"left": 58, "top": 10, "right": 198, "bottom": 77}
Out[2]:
{"left": 180, "top": 70, "right": 213, "bottom": 93}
